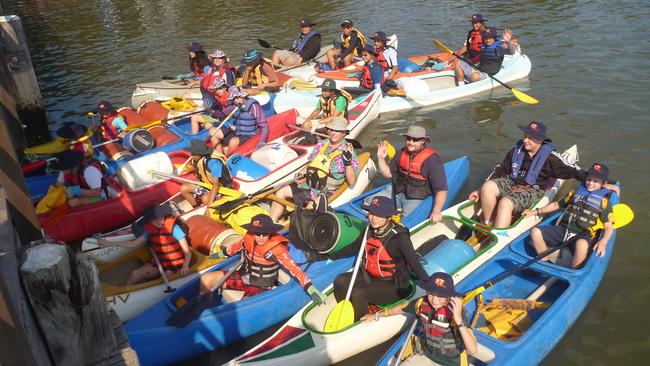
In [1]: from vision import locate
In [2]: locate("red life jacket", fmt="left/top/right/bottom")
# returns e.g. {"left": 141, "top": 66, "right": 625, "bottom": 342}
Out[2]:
{"left": 101, "top": 114, "right": 121, "bottom": 140}
{"left": 467, "top": 29, "right": 483, "bottom": 64}
{"left": 364, "top": 226, "right": 400, "bottom": 279}
{"left": 375, "top": 47, "right": 389, "bottom": 71}
{"left": 417, "top": 298, "right": 464, "bottom": 358}
{"left": 200, "top": 65, "right": 237, "bottom": 91}
{"left": 394, "top": 147, "right": 438, "bottom": 200}
{"left": 241, "top": 233, "right": 289, "bottom": 288}
{"left": 62, "top": 157, "right": 105, "bottom": 190}
{"left": 144, "top": 216, "right": 186, "bottom": 271}
{"left": 191, "top": 58, "right": 207, "bottom": 78}
{"left": 361, "top": 62, "right": 384, "bottom": 89}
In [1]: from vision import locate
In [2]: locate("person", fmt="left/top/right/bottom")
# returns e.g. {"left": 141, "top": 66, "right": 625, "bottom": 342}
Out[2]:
{"left": 374, "top": 126, "right": 448, "bottom": 222}
{"left": 301, "top": 78, "right": 352, "bottom": 131}
{"left": 97, "top": 101, "right": 127, "bottom": 141}
{"left": 179, "top": 139, "right": 232, "bottom": 210}
{"left": 524, "top": 163, "right": 616, "bottom": 268}
{"left": 98, "top": 204, "right": 192, "bottom": 285}
{"left": 454, "top": 27, "right": 515, "bottom": 85}
{"left": 371, "top": 31, "right": 398, "bottom": 80}
{"left": 269, "top": 117, "right": 358, "bottom": 222}
{"left": 457, "top": 14, "right": 488, "bottom": 65}
{"left": 241, "top": 49, "right": 284, "bottom": 95}
{"left": 176, "top": 42, "right": 211, "bottom": 80}
{"left": 209, "top": 86, "right": 269, "bottom": 153}
{"left": 334, "top": 196, "right": 429, "bottom": 322}
{"left": 468, "top": 121, "right": 617, "bottom": 228}
{"left": 198, "top": 49, "right": 237, "bottom": 107}
{"left": 52, "top": 150, "right": 108, "bottom": 207}
{"left": 344, "top": 44, "right": 384, "bottom": 97}
{"left": 55, "top": 122, "right": 93, "bottom": 157}
{"left": 325, "top": 19, "right": 366, "bottom": 69}
{"left": 199, "top": 213, "right": 327, "bottom": 303}
{"left": 364, "top": 272, "right": 478, "bottom": 365}
{"left": 191, "top": 78, "right": 231, "bottom": 135}
{"left": 271, "top": 18, "right": 321, "bottom": 67}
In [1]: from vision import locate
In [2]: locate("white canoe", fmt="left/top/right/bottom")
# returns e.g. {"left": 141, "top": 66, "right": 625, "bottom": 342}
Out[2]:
{"left": 228, "top": 145, "right": 578, "bottom": 365}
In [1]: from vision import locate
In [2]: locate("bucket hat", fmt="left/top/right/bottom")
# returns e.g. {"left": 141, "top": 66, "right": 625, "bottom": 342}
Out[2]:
{"left": 49, "top": 150, "right": 85, "bottom": 170}
{"left": 56, "top": 122, "right": 88, "bottom": 139}
{"left": 183, "top": 139, "right": 213, "bottom": 155}
{"left": 400, "top": 125, "right": 431, "bottom": 142}
{"left": 242, "top": 214, "right": 284, "bottom": 234}
{"left": 242, "top": 49, "right": 262, "bottom": 65}
{"left": 326, "top": 116, "right": 349, "bottom": 132}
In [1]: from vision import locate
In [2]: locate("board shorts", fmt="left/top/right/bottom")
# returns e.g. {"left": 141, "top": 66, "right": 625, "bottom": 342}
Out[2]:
{"left": 222, "top": 271, "right": 270, "bottom": 298}
{"left": 217, "top": 127, "right": 253, "bottom": 146}
{"left": 290, "top": 182, "right": 316, "bottom": 206}
{"left": 275, "top": 49, "right": 301, "bottom": 65}
{"left": 491, "top": 177, "right": 545, "bottom": 214}
{"left": 193, "top": 185, "right": 209, "bottom": 196}
{"left": 459, "top": 60, "right": 487, "bottom": 81}
{"left": 537, "top": 225, "right": 594, "bottom": 253}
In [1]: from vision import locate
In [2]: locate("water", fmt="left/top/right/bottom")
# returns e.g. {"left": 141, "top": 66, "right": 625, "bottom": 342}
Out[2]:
{"left": 6, "top": 0, "right": 649, "bottom": 364}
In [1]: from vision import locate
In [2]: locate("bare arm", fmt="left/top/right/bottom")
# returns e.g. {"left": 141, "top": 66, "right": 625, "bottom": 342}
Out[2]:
{"left": 376, "top": 141, "right": 392, "bottom": 178}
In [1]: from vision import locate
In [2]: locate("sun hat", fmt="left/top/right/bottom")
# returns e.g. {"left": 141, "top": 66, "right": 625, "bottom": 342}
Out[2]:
{"left": 400, "top": 125, "right": 431, "bottom": 142}
{"left": 49, "top": 150, "right": 85, "bottom": 170}
{"left": 242, "top": 214, "right": 284, "bottom": 234}
{"left": 56, "top": 122, "right": 88, "bottom": 139}
{"left": 183, "top": 139, "right": 214, "bottom": 155}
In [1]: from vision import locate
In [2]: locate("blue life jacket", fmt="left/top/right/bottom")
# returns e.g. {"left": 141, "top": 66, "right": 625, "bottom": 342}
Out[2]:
{"left": 561, "top": 185, "right": 612, "bottom": 231}
{"left": 479, "top": 39, "right": 505, "bottom": 75}
{"left": 291, "top": 31, "right": 319, "bottom": 53}
{"left": 509, "top": 140, "right": 555, "bottom": 186}
{"left": 233, "top": 98, "right": 259, "bottom": 136}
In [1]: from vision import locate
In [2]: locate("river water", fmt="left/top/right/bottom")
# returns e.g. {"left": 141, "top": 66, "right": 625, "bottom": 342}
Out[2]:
{"left": 7, "top": 0, "right": 648, "bottom": 364}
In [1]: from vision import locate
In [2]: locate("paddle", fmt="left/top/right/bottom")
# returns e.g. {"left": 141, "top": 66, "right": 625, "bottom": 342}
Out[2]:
{"left": 149, "top": 247, "right": 176, "bottom": 293}
{"left": 124, "top": 108, "right": 207, "bottom": 132}
{"left": 593, "top": 203, "right": 633, "bottom": 230}
{"left": 210, "top": 174, "right": 304, "bottom": 214}
{"left": 432, "top": 39, "right": 539, "bottom": 105}
{"left": 166, "top": 256, "right": 244, "bottom": 327}
{"left": 323, "top": 226, "right": 370, "bottom": 332}
{"left": 288, "top": 124, "right": 363, "bottom": 149}
{"left": 257, "top": 38, "right": 283, "bottom": 51}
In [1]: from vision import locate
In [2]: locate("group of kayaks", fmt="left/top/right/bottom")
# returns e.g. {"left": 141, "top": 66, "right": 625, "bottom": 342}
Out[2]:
{"left": 21, "top": 33, "right": 621, "bottom": 366}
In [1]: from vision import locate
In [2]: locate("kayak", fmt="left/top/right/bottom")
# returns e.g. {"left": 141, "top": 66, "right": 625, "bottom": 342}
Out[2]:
{"left": 123, "top": 155, "right": 468, "bottom": 366}
{"left": 22, "top": 128, "right": 95, "bottom": 157}
{"left": 273, "top": 52, "right": 532, "bottom": 116}
{"left": 377, "top": 191, "right": 620, "bottom": 366}
{"left": 226, "top": 145, "right": 577, "bottom": 365}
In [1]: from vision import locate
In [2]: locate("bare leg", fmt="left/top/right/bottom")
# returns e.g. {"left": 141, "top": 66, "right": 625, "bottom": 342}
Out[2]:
{"left": 326, "top": 49, "right": 337, "bottom": 69}
{"left": 572, "top": 239, "right": 589, "bottom": 269}
{"left": 494, "top": 196, "right": 514, "bottom": 228}
{"left": 529, "top": 227, "right": 550, "bottom": 260}
{"left": 469, "top": 71, "right": 482, "bottom": 83}
{"left": 210, "top": 127, "right": 225, "bottom": 147}
{"left": 68, "top": 197, "right": 94, "bottom": 207}
{"left": 342, "top": 53, "right": 355, "bottom": 67}
{"left": 127, "top": 263, "right": 160, "bottom": 286}
{"left": 454, "top": 62, "right": 465, "bottom": 84}
{"left": 271, "top": 51, "right": 281, "bottom": 67}
{"left": 191, "top": 114, "right": 203, "bottom": 135}
{"left": 227, "top": 136, "right": 241, "bottom": 153}
{"left": 269, "top": 185, "right": 293, "bottom": 222}
{"left": 180, "top": 183, "right": 198, "bottom": 207}
{"left": 478, "top": 180, "right": 500, "bottom": 225}
{"left": 199, "top": 271, "right": 225, "bottom": 295}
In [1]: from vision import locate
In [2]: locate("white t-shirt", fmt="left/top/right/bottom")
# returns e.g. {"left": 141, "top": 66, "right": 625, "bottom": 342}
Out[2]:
{"left": 57, "top": 165, "right": 103, "bottom": 189}
{"left": 382, "top": 47, "right": 398, "bottom": 76}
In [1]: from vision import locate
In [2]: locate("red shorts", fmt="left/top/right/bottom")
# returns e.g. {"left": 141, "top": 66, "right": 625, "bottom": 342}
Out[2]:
{"left": 222, "top": 271, "right": 270, "bottom": 298}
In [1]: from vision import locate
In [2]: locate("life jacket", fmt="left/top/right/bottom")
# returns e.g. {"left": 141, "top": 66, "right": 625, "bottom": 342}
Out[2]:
{"left": 479, "top": 39, "right": 505, "bottom": 75}
{"left": 394, "top": 147, "right": 438, "bottom": 200}
{"left": 364, "top": 222, "right": 403, "bottom": 279}
{"left": 361, "top": 61, "right": 385, "bottom": 89}
{"left": 291, "top": 30, "right": 320, "bottom": 53}
{"left": 241, "top": 232, "right": 289, "bottom": 288}
{"left": 466, "top": 29, "right": 483, "bottom": 63}
{"left": 101, "top": 114, "right": 122, "bottom": 140}
{"left": 200, "top": 65, "right": 237, "bottom": 91}
{"left": 560, "top": 185, "right": 611, "bottom": 232}
{"left": 63, "top": 157, "right": 106, "bottom": 190}
{"left": 247, "top": 63, "right": 270, "bottom": 86}
{"left": 232, "top": 98, "right": 259, "bottom": 137}
{"left": 375, "top": 46, "right": 395, "bottom": 72}
{"left": 509, "top": 140, "right": 556, "bottom": 186}
{"left": 190, "top": 52, "right": 211, "bottom": 78}
{"left": 144, "top": 216, "right": 186, "bottom": 271}
{"left": 306, "top": 141, "right": 346, "bottom": 192}
{"left": 416, "top": 298, "right": 465, "bottom": 359}
{"left": 319, "top": 90, "right": 352, "bottom": 118}
{"left": 341, "top": 29, "right": 366, "bottom": 57}
{"left": 192, "top": 155, "right": 233, "bottom": 188}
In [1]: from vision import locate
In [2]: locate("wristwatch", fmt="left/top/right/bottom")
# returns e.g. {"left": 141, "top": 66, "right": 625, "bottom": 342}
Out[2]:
{"left": 457, "top": 321, "right": 466, "bottom": 328}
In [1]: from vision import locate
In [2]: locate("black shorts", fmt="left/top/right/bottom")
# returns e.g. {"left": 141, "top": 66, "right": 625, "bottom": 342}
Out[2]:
{"left": 538, "top": 225, "right": 593, "bottom": 254}
{"left": 290, "top": 183, "right": 313, "bottom": 206}
{"left": 218, "top": 127, "right": 254, "bottom": 146}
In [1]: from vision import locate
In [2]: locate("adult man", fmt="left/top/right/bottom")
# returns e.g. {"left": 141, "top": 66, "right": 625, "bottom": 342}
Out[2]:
{"left": 454, "top": 27, "right": 515, "bottom": 85}
{"left": 53, "top": 150, "right": 107, "bottom": 207}
{"left": 375, "top": 126, "right": 448, "bottom": 222}
{"left": 179, "top": 139, "right": 232, "bottom": 210}
{"left": 301, "top": 78, "right": 352, "bottom": 131}
{"left": 344, "top": 44, "right": 384, "bottom": 97}
{"left": 198, "top": 49, "right": 236, "bottom": 105}
{"left": 371, "top": 31, "right": 398, "bottom": 79}
{"left": 241, "top": 49, "right": 284, "bottom": 95}
{"left": 457, "top": 14, "right": 488, "bottom": 65}
{"left": 325, "top": 19, "right": 366, "bottom": 69}
{"left": 271, "top": 18, "right": 321, "bottom": 67}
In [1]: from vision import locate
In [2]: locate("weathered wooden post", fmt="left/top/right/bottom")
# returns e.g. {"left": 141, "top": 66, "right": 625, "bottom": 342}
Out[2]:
{"left": 0, "top": 14, "right": 50, "bottom": 146}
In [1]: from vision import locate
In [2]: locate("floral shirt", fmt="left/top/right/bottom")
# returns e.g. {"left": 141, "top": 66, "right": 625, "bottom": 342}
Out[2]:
{"left": 300, "top": 139, "right": 359, "bottom": 198}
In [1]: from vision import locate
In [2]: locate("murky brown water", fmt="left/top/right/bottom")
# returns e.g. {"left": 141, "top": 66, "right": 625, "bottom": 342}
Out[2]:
{"left": 6, "top": 0, "right": 649, "bottom": 364}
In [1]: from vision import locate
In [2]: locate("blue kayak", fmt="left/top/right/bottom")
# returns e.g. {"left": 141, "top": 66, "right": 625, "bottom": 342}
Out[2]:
{"left": 377, "top": 193, "right": 620, "bottom": 366}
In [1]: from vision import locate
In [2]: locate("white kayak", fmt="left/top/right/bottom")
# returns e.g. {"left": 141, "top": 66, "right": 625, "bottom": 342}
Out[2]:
{"left": 228, "top": 146, "right": 578, "bottom": 366}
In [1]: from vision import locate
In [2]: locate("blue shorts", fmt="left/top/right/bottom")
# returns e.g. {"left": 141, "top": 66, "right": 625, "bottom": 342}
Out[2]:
{"left": 537, "top": 225, "right": 593, "bottom": 253}
{"left": 218, "top": 127, "right": 253, "bottom": 146}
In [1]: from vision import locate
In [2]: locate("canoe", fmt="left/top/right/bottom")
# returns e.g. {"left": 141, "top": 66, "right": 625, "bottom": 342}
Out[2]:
{"left": 273, "top": 52, "right": 532, "bottom": 116}
{"left": 22, "top": 128, "right": 95, "bottom": 157}
{"left": 377, "top": 191, "right": 620, "bottom": 366}
{"left": 226, "top": 146, "right": 577, "bottom": 365}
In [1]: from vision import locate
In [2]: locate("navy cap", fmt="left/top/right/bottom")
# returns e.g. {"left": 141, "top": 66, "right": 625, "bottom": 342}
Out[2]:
{"left": 587, "top": 163, "right": 609, "bottom": 181}
{"left": 300, "top": 18, "right": 316, "bottom": 27}
{"left": 481, "top": 27, "right": 497, "bottom": 39}
{"left": 187, "top": 42, "right": 203, "bottom": 52}
{"left": 370, "top": 31, "right": 389, "bottom": 42}
{"left": 362, "top": 44, "right": 377, "bottom": 56}
{"left": 97, "top": 100, "right": 115, "bottom": 113}
{"left": 471, "top": 14, "right": 487, "bottom": 23}
{"left": 143, "top": 203, "right": 173, "bottom": 222}
{"left": 417, "top": 272, "right": 462, "bottom": 297}
{"left": 361, "top": 196, "right": 398, "bottom": 217}
{"left": 518, "top": 121, "right": 548, "bottom": 141}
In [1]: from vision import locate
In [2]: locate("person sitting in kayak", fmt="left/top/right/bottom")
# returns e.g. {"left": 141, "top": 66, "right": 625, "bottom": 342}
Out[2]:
{"left": 209, "top": 86, "right": 269, "bottom": 153}
{"left": 52, "top": 150, "right": 108, "bottom": 207}
{"left": 364, "top": 272, "right": 478, "bottom": 365}
{"left": 343, "top": 44, "right": 384, "bottom": 97}
{"left": 334, "top": 196, "right": 429, "bottom": 322}
{"left": 55, "top": 122, "right": 93, "bottom": 157}
{"left": 271, "top": 18, "right": 321, "bottom": 67}
{"left": 98, "top": 203, "right": 192, "bottom": 285}
{"left": 190, "top": 78, "right": 230, "bottom": 135}
{"left": 179, "top": 139, "right": 232, "bottom": 210}
{"left": 97, "top": 101, "right": 127, "bottom": 142}
{"left": 457, "top": 14, "right": 488, "bottom": 65}
{"left": 524, "top": 163, "right": 616, "bottom": 268}
{"left": 371, "top": 31, "right": 398, "bottom": 80}
{"left": 325, "top": 19, "right": 366, "bottom": 69}
{"left": 454, "top": 27, "right": 515, "bottom": 85}
{"left": 199, "top": 213, "right": 327, "bottom": 303}
{"left": 301, "top": 78, "right": 352, "bottom": 132}
{"left": 269, "top": 117, "right": 359, "bottom": 222}
{"left": 241, "top": 49, "right": 285, "bottom": 95}
{"left": 176, "top": 42, "right": 211, "bottom": 81}
{"left": 468, "top": 121, "right": 617, "bottom": 228}
{"left": 372, "top": 126, "right": 448, "bottom": 222}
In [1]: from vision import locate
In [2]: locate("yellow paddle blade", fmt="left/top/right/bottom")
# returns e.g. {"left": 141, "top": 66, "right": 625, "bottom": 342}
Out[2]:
{"left": 593, "top": 203, "right": 634, "bottom": 230}
{"left": 432, "top": 39, "right": 454, "bottom": 55}
{"left": 385, "top": 141, "right": 397, "bottom": 160}
{"left": 462, "top": 286, "right": 486, "bottom": 305}
{"left": 511, "top": 88, "right": 539, "bottom": 105}
{"left": 323, "top": 300, "right": 354, "bottom": 332}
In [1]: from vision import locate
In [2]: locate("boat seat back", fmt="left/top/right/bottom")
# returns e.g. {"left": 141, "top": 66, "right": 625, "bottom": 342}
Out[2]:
{"left": 117, "top": 151, "right": 174, "bottom": 191}
{"left": 250, "top": 143, "right": 299, "bottom": 171}
{"left": 220, "top": 269, "right": 291, "bottom": 304}
{"left": 397, "top": 57, "right": 420, "bottom": 73}
{"left": 227, "top": 154, "right": 270, "bottom": 181}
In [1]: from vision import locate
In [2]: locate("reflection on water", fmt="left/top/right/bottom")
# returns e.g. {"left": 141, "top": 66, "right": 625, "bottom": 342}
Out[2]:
{"left": 6, "top": 0, "right": 649, "bottom": 364}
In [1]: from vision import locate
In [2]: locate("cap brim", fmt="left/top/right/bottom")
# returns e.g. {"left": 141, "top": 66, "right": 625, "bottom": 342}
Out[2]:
{"left": 400, "top": 132, "right": 431, "bottom": 141}
{"left": 518, "top": 125, "right": 546, "bottom": 141}
{"left": 360, "top": 203, "right": 397, "bottom": 217}
{"left": 241, "top": 223, "right": 284, "bottom": 233}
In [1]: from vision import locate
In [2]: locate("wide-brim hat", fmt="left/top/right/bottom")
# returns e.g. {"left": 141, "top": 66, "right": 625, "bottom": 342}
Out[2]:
{"left": 242, "top": 49, "right": 262, "bottom": 65}
{"left": 326, "top": 116, "right": 349, "bottom": 132}
{"left": 227, "top": 86, "right": 248, "bottom": 100}
{"left": 209, "top": 49, "right": 227, "bottom": 59}
{"left": 370, "top": 31, "right": 389, "bottom": 42}
{"left": 49, "top": 150, "right": 85, "bottom": 170}
{"left": 242, "top": 214, "right": 284, "bottom": 233}
{"left": 416, "top": 272, "right": 462, "bottom": 298}
{"left": 143, "top": 203, "right": 173, "bottom": 222}
{"left": 400, "top": 125, "right": 431, "bottom": 142}
{"left": 518, "top": 121, "right": 548, "bottom": 141}
{"left": 587, "top": 162, "right": 609, "bottom": 181}
{"left": 183, "top": 138, "right": 213, "bottom": 155}
{"left": 317, "top": 78, "right": 337, "bottom": 90}
{"left": 56, "top": 122, "right": 88, "bottom": 139}
{"left": 209, "top": 78, "right": 228, "bottom": 90}
{"left": 361, "top": 196, "right": 398, "bottom": 217}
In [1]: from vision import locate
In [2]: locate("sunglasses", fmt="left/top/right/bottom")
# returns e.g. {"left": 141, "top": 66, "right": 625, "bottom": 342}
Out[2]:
{"left": 254, "top": 232, "right": 271, "bottom": 237}
{"left": 406, "top": 137, "right": 424, "bottom": 142}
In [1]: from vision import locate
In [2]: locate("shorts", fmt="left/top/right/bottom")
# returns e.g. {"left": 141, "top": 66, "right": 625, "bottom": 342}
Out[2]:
{"left": 276, "top": 49, "right": 301, "bottom": 65}
{"left": 218, "top": 127, "right": 253, "bottom": 146}
{"left": 491, "top": 177, "right": 545, "bottom": 214}
{"left": 459, "top": 60, "right": 487, "bottom": 81}
{"left": 222, "top": 271, "right": 270, "bottom": 298}
{"left": 290, "top": 183, "right": 315, "bottom": 206}
{"left": 537, "top": 225, "right": 593, "bottom": 253}
{"left": 200, "top": 114, "right": 219, "bottom": 125}
{"left": 193, "top": 185, "right": 209, "bottom": 196}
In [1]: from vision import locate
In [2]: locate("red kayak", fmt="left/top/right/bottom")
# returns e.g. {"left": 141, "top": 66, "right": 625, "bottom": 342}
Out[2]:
{"left": 39, "top": 109, "right": 298, "bottom": 243}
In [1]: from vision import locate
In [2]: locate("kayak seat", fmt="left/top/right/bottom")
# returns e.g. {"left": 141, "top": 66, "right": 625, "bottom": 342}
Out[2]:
{"left": 397, "top": 58, "right": 420, "bottom": 73}
{"left": 221, "top": 269, "right": 291, "bottom": 304}
{"left": 227, "top": 154, "right": 270, "bottom": 181}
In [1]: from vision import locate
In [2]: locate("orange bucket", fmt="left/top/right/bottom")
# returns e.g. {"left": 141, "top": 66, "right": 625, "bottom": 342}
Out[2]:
{"left": 148, "top": 125, "right": 180, "bottom": 147}
{"left": 185, "top": 216, "right": 242, "bottom": 255}
{"left": 118, "top": 107, "right": 149, "bottom": 126}
{"left": 138, "top": 101, "right": 170, "bottom": 122}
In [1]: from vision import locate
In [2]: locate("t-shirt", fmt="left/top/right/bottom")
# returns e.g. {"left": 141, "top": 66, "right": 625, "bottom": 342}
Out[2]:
{"left": 57, "top": 165, "right": 103, "bottom": 189}
{"left": 368, "top": 62, "right": 384, "bottom": 88}
{"left": 260, "top": 63, "right": 279, "bottom": 83}
{"left": 382, "top": 47, "right": 398, "bottom": 76}
{"left": 142, "top": 224, "right": 186, "bottom": 241}
{"left": 111, "top": 115, "right": 128, "bottom": 132}
{"left": 207, "top": 158, "right": 224, "bottom": 180}
{"left": 389, "top": 149, "right": 448, "bottom": 195}
{"left": 315, "top": 95, "right": 347, "bottom": 113}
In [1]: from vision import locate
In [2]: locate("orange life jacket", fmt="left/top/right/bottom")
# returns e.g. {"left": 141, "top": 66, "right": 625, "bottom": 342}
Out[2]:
{"left": 467, "top": 29, "right": 483, "bottom": 63}
{"left": 394, "top": 147, "right": 438, "bottom": 200}
{"left": 364, "top": 225, "right": 402, "bottom": 279}
{"left": 101, "top": 114, "right": 121, "bottom": 140}
{"left": 375, "top": 47, "right": 389, "bottom": 71}
{"left": 144, "top": 216, "right": 186, "bottom": 271}
{"left": 361, "top": 61, "right": 384, "bottom": 89}
{"left": 241, "top": 233, "right": 289, "bottom": 288}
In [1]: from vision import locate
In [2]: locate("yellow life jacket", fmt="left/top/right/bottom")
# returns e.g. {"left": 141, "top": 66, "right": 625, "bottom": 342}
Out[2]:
{"left": 193, "top": 154, "right": 231, "bottom": 187}
{"left": 306, "top": 141, "right": 345, "bottom": 192}
{"left": 341, "top": 29, "right": 367, "bottom": 57}
{"left": 319, "top": 89, "right": 353, "bottom": 118}
{"left": 249, "top": 64, "right": 270, "bottom": 86}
